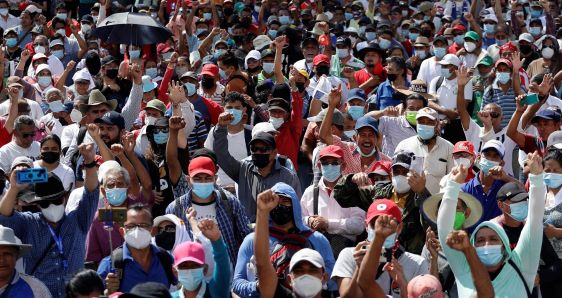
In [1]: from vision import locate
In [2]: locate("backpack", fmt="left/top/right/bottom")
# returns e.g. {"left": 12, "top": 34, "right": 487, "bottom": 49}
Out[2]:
{"left": 70, "top": 126, "right": 88, "bottom": 175}
{"left": 269, "top": 227, "right": 314, "bottom": 291}
{"left": 111, "top": 245, "right": 176, "bottom": 287}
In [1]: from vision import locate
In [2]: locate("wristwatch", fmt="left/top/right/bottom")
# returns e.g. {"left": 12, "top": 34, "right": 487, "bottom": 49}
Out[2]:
{"left": 83, "top": 160, "right": 96, "bottom": 168}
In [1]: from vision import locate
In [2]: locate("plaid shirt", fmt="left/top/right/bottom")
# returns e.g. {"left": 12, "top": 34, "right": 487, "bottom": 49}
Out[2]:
{"left": 0, "top": 187, "right": 99, "bottom": 298}
{"left": 165, "top": 188, "right": 251, "bottom": 265}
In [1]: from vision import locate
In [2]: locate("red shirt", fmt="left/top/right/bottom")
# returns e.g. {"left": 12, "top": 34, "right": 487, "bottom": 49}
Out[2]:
{"left": 522, "top": 133, "right": 547, "bottom": 156}
{"left": 0, "top": 118, "right": 11, "bottom": 148}
{"left": 354, "top": 63, "right": 386, "bottom": 95}
{"left": 448, "top": 43, "right": 463, "bottom": 54}
{"left": 275, "top": 91, "right": 304, "bottom": 170}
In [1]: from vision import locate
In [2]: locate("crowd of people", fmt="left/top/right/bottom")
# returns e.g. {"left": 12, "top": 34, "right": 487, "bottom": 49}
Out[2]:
{"left": 0, "top": 0, "right": 560, "bottom": 297}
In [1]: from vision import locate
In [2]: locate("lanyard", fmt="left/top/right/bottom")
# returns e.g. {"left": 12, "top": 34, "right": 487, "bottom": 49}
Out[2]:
{"left": 47, "top": 225, "right": 68, "bottom": 271}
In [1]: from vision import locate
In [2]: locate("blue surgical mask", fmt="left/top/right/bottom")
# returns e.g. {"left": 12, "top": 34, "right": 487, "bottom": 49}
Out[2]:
{"left": 409, "top": 32, "right": 419, "bottom": 41}
{"left": 496, "top": 72, "right": 511, "bottom": 84}
{"left": 544, "top": 172, "right": 562, "bottom": 189}
{"left": 345, "top": 12, "right": 353, "bottom": 20}
{"left": 219, "top": 68, "right": 227, "bottom": 80}
{"left": 367, "top": 228, "right": 397, "bottom": 249}
{"left": 203, "top": 12, "right": 212, "bottom": 21}
{"left": 479, "top": 157, "right": 500, "bottom": 176}
{"left": 184, "top": 82, "right": 196, "bottom": 96}
{"left": 145, "top": 67, "right": 158, "bottom": 79}
{"left": 344, "top": 130, "right": 355, "bottom": 138}
{"left": 262, "top": 62, "right": 274, "bottom": 74}
{"left": 365, "top": 32, "right": 377, "bottom": 41}
{"left": 178, "top": 268, "right": 205, "bottom": 291}
{"left": 5, "top": 37, "right": 17, "bottom": 48}
{"left": 347, "top": 106, "right": 365, "bottom": 120}
{"left": 530, "top": 9, "right": 542, "bottom": 18}
{"left": 269, "top": 117, "right": 284, "bottom": 129}
{"left": 321, "top": 164, "right": 341, "bottom": 182}
{"left": 269, "top": 29, "right": 278, "bottom": 38}
{"left": 483, "top": 24, "right": 496, "bottom": 34}
{"left": 196, "top": 28, "right": 206, "bottom": 36}
{"left": 56, "top": 13, "right": 67, "bottom": 20}
{"left": 226, "top": 108, "right": 243, "bottom": 125}
{"left": 153, "top": 131, "right": 169, "bottom": 144}
{"left": 379, "top": 38, "right": 391, "bottom": 50}
{"left": 106, "top": 188, "right": 128, "bottom": 206}
{"left": 433, "top": 47, "right": 447, "bottom": 59}
{"left": 476, "top": 244, "right": 503, "bottom": 267}
{"left": 279, "top": 15, "right": 290, "bottom": 25}
{"left": 454, "top": 35, "right": 464, "bottom": 45}
{"left": 496, "top": 39, "right": 508, "bottom": 46}
{"left": 129, "top": 49, "right": 141, "bottom": 59}
{"left": 38, "top": 76, "right": 52, "bottom": 87}
{"left": 440, "top": 67, "right": 452, "bottom": 79}
{"left": 52, "top": 49, "right": 64, "bottom": 60}
{"left": 192, "top": 182, "right": 215, "bottom": 198}
{"left": 336, "top": 48, "right": 350, "bottom": 58}
{"left": 417, "top": 124, "right": 435, "bottom": 140}
{"left": 415, "top": 49, "right": 426, "bottom": 60}
{"left": 529, "top": 26, "right": 541, "bottom": 36}
{"left": 507, "top": 201, "right": 528, "bottom": 221}
{"left": 0, "top": 8, "right": 8, "bottom": 16}
{"left": 49, "top": 100, "right": 65, "bottom": 112}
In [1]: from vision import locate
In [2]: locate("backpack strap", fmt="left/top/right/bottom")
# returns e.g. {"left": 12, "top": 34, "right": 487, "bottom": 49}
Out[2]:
{"left": 435, "top": 76, "right": 445, "bottom": 92}
{"left": 508, "top": 259, "right": 532, "bottom": 298}
{"left": 111, "top": 247, "right": 125, "bottom": 283}
{"left": 244, "top": 127, "right": 252, "bottom": 156}
{"left": 313, "top": 184, "right": 319, "bottom": 215}
{"left": 278, "top": 155, "right": 288, "bottom": 168}
{"left": 156, "top": 247, "right": 177, "bottom": 286}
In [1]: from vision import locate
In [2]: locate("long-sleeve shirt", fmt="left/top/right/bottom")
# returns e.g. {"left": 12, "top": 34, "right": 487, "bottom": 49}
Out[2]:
{"left": 275, "top": 90, "right": 303, "bottom": 169}
{"left": 437, "top": 175, "right": 546, "bottom": 298}
{"left": 0, "top": 186, "right": 100, "bottom": 298}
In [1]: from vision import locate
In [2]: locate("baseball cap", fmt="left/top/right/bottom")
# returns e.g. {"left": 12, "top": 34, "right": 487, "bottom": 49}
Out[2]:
{"left": 101, "top": 55, "right": 118, "bottom": 65}
{"left": 366, "top": 199, "right": 402, "bottom": 224}
{"left": 407, "top": 275, "right": 444, "bottom": 298}
{"left": 453, "top": 141, "right": 475, "bottom": 155}
{"left": 547, "top": 131, "right": 562, "bottom": 149}
{"left": 531, "top": 108, "right": 561, "bottom": 123}
{"left": 253, "top": 35, "right": 272, "bottom": 51}
{"left": 481, "top": 139, "right": 505, "bottom": 158}
{"left": 438, "top": 54, "right": 460, "bottom": 67}
{"left": 432, "top": 35, "right": 448, "bottom": 45}
{"left": 414, "top": 36, "right": 430, "bottom": 47}
{"left": 156, "top": 43, "right": 172, "bottom": 55}
{"left": 10, "top": 157, "right": 33, "bottom": 171}
{"left": 119, "top": 282, "right": 172, "bottom": 298}
{"left": 249, "top": 132, "right": 276, "bottom": 148}
{"left": 307, "top": 109, "right": 344, "bottom": 126}
{"left": 32, "top": 53, "right": 47, "bottom": 62}
{"left": 191, "top": 148, "right": 217, "bottom": 165}
{"left": 144, "top": 99, "right": 167, "bottom": 114}
{"left": 261, "top": 49, "right": 275, "bottom": 59}
{"left": 495, "top": 58, "right": 513, "bottom": 69}
{"left": 347, "top": 88, "right": 366, "bottom": 102}
{"left": 496, "top": 182, "right": 528, "bottom": 202}
{"left": 415, "top": 107, "right": 438, "bottom": 121}
{"left": 251, "top": 122, "right": 277, "bottom": 138}
{"left": 392, "top": 150, "right": 413, "bottom": 170}
{"left": 319, "top": 145, "right": 344, "bottom": 159}
{"left": 313, "top": 54, "right": 330, "bottom": 66}
{"left": 464, "top": 31, "right": 480, "bottom": 42}
{"left": 518, "top": 33, "right": 534, "bottom": 43}
{"left": 179, "top": 71, "right": 198, "bottom": 81}
{"left": 94, "top": 111, "right": 125, "bottom": 129}
{"left": 188, "top": 156, "right": 216, "bottom": 176}
{"left": 354, "top": 116, "right": 378, "bottom": 133}
{"left": 173, "top": 241, "right": 205, "bottom": 267}
{"left": 452, "top": 24, "right": 466, "bottom": 32}
{"left": 369, "top": 160, "right": 392, "bottom": 177}
{"left": 289, "top": 248, "right": 325, "bottom": 272}
{"left": 477, "top": 56, "right": 494, "bottom": 67}
{"left": 483, "top": 13, "right": 498, "bottom": 23}
{"left": 267, "top": 98, "right": 290, "bottom": 113}
{"left": 201, "top": 64, "right": 219, "bottom": 77}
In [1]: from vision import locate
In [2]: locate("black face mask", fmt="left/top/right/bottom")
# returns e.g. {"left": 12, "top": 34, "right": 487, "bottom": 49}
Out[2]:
{"left": 201, "top": 77, "right": 215, "bottom": 89}
{"left": 252, "top": 153, "right": 271, "bottom": 168}
{"left": 247, "top": 66, "right": 262, "bottom": 74}
{"left": 240, "top": 18, "right": 252, "bottom": 27}
{"left": 316, "top": 65, "right": 330, "bottom": 76}
{"left": 366, "top": 64, "right": 375, "bottom": 68}
{"left": 519, "top": 44, "right": 532, "bottom": 55}
{"left": 223, "top": 7, "right": 233, "bottom": 15}
{"left": 41, "top": 151, "right": 60, "bottom": 164}
{"left": 387, "top": 73, "right": 398, "bottom": 81}
{"left": 105, "top": 68, "right": 118, "bottom": 79}
{"left": 421, "top": 30, "right": 432, "bottom": 38}
{"left": 232, "top": 35, "right": 243, "bottom": 45}
{"left": 270, "top": 204, "right": 294, "bottom": 226}
{"left": 155, "top": 231, "right": 175, "bottom": 251}
{"left": 295, "top": 82, "right": 306, "bottom": 93}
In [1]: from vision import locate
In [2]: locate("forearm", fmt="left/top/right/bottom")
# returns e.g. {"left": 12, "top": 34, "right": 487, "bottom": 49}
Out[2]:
{"left": 357, "top": 238, "right": 386, "bottom": 297}
{"left": 274, "top": 47, "right": 284, "bottom": 84}
{"left": 180, "top": 102, "right": 196, "bottom": 136}
{"left": 213, "top": 125, "right": 241, "bottom": 181}
{"left": 506, "top": 110, "right": 525, "bottom": 147}
{"left": 166, "top": 129, "right": 182, "bottom": 185}
{"left": 340, "top": 272, "right": 364, "bottom": 298}
{"left": 117, "top": 154, "right": 140, "bottom": 197}
{"left": 437, "top": 180, "right": 461, "bottom": 242}
{"left": 74, "top": 32, "right": 88, "bottom": 58}
{"left": 254, "top": 211, "right": 277, "bottom": 297}
{"left": 125, "top": 151, "right": 152, "bottom": 195}
{"left": 521, "top": 98, "right": 543, "bottom": 129}
{"left": 55, "top": 71, "right": 70, "bottom": 92}
{"left": 253, "top": 105, "right": 270, "bottom": 122}
{"left": 5, "top": 99, "right": 18, "bottom": 133}
{"left": 0, "top": 188, "right": 18, "bottom": 216}
{"left": 464, "top": 246, "right": 494, "bottom": 298}
{"left": 122, "top": 83, "right": 143, "bottom": 130}
{"left": 318, "top": 106, "right": 335, "bottom": 144}
{"left": 85, "top": 164, "right": 98, "bottom": 192}
{"left": 512, "top": 71, "right": 523, "bottom": 95}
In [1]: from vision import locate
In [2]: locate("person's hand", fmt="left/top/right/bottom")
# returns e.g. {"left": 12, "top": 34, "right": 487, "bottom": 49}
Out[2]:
{"left": 160, "top": 0, "right": 167, "bottom": 9}
{"left": 456, "top": 66, "right": 472, "bottom": 87}
{"left": 45, "top": 120, "right": 55, "bottom": 132}
{"left": 374, "top": 214, "right": 398, "bottom": 239}
{"left": 257, "top": 189, "right": 279, "bottom": 213}
{"left": 352, "top": 172, "right": 371, "bottom": 188}
{"left": 341, "top": 67, "right": 355, "bottom": 79}
{"left": 9, "top": 166, "right": 30, "bottom": 191}
{"left": 317, "top": 22, "right": 329, "bottom": 34}
{"left": 169, "top": 116, "right": 186, "bottom": 131}
{"left": 242, "top": 93, "right": 256, "bottom": 108}
{"left": 219, "top": 29, "right": 229, "bottom": 40}
{"left": 383, "top": 106, "right": 400, "bottom": 117}
{"left": 446, "top": 230, "right": 471, "bottom": 253}
{"left": 426, "top": 227, "right": 441, "bottom": 260}
{"left": 327, "top": 85, "right": 342, "bottom": 109}
{"left": 477, "top": 111, "right": 492, "bottom": 128}
{"left": 65, "top": 60, "right": 76, "bottom": 73}
{"left": 169, "top": 52, "right": 179, "bottom": 64}
{"left": 410, "top": 55, "right": 420, "bottom": 67}
{"left": 544, "top": 224, "right": 560, "bottom": 239}
{"left": 464, "top": 12, "right": 474, "bottom": 22}
{"left": 7, "top": 87, "right": 18, "bottom": 102}
{"left": 488, "top": 166, "right": 507, "bottom": 181}
{"left": 191, "top": 1, "right": 199, "bottom": 11}
{"left": 515, "top": 94, "right": 527, "bottom": 113}
{"left": 105, "top": 272, "right": 120, "bottom": 295}
{"left": 79, "top": 143, "right": 95, "bottom": 164}
{"left": 153, "top": 191, "right": 165, "bottom": 204}
{"left": 70, "top": 23, "right": 79, "bottom": 35}
{"left": 198, "top": 218, "right": 221, "bottom": 241}
{"left": 122, "top": 133, "right": 136, "bottom": 155}
{"left": 450, "top": 164, "right": 468, "bottom": 184}
{"left": 87, "top": 123, "right": 101, "bottom": 140}
{"left": 526, "top": 151, "right": 543, "bottom": 175}
{"left": 383, "top": 258, "right": 407, "bottom": 287}
{"left": 311, "top": 216, "right": 329, "bottom": 231}
{"left": 511, "top": 51, "right": 524, "bottom": 71}
{"left": 36, "top": 14, "right": 47, "bottom": 26}
{"left": 353, "top": 241, "right": 369, "bottom": 267}
{"left": 20, "top": 49, "right": 30, "bottom": 62}
{"left": 210, "top": 27, "right": 221, "bottom": 36}
{"left": 537, "top": 73, "right": 554, "bottom": 97}
{"left": 274, "top": 35, "right": 287, "bottom": 50}
{"left": 407, "top": 170, "right": 426, "bottom": 193}
{"left": 217, "top": 112, "right": 234, "bottom": 127}
{"left": 129, "top": 63, "right": 142, "bottom": 84}
{"left": 168, "top": 81, "right": 187, "bottom": 104}
{"left": 110, "top": 144, "right": 125, "bottom": 157}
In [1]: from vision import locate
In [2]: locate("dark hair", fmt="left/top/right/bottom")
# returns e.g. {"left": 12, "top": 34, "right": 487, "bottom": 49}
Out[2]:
{"left": 52, "top": 18, "right": 65, "bottom": 28}
{"left": 379, "top": 29, "right": 394, "bottom": 38}
{"left": 40, "top": 134, "right": 62, "bottom": 150}
{"left": 402, "top": 93, "right": 428, "bottom": 109}
{"left": 271, "top": 83, "right": 291, "bottom": 103}
{"left": 128, "top": 203, "right": 153, "bottom": 222}
{"left": 65, "top": 269, "right": 104, "bottom": 298}
{"left": 224, "top": 91, "right": 245, "bottom": 105}
{"left": 217, "top": 51, "right": 239, "bottom": 70}
{"left": 387, "top": 56, "right": 406, "bottom": 70}
{"left": 545, "top": 149, "right": 562, "bottom": 166}
{"left": 421, "top": 20, "right": 436, "bottom": 31}
{"left": 14, "top": 115, "right": 35, "bottom": 132}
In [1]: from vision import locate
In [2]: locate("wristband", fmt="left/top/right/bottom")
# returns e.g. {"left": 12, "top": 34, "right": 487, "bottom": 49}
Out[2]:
{"left": 83, "top": 160, "right": 96, "bottom": 168}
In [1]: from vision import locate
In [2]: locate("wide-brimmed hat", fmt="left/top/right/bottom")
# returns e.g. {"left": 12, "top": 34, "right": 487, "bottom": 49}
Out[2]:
{"left": 358, "top": 41, "right": 386, "bottom": 60}
{"left": 79, "top": 89, "right": 117, "bottom": 113}
{"left": 0, "top": 225, "right": 31, "bottom": 255}
{"left": 396, "top": 79, "right": 435, "bottom": 100}
{"left": 422, "top": 191, "right": 483, "bottom": 230}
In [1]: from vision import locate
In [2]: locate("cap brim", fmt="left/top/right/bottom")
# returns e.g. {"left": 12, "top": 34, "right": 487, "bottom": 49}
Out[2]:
{"left": 532, "top": 115, "right": 560, "bottom": 123}
{"left": 319, "top": 153, "right": 343, "bottom": 159}
{"left": 453, "top": 149, "right": 474, "bottom": 155}
{"left": 396, "top": 89, "right": 435, "bottom": 100}
{"left": 392, "top": 162, "right": 410, "bottom": 169}
{"left": 189, "top": 169, "right": 215, "bottom": 177}
{"left": 421, "top": 192, "right": 483, "bottom": 229}
{"left": 268, "top": 106, "right": 288, "bottom": 113}
{"left": 290, "top": 259, "right": 323, "bottom": 272}
{"left": 306, "top": 115, "right": 323, "bottom": 122}
{"left": 174, "top": 256, "right": 205, "bottom": 267}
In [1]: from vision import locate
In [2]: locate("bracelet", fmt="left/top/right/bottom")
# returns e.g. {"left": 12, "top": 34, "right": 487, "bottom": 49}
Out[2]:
{"left": 83, "top": 160, "right": 96, "bottom": 168}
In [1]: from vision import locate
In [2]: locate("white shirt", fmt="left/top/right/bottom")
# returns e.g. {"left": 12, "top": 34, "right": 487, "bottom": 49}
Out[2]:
{"left": 192, "top": 201, "right": 217, "bottom": 221}
{"left": 465, "top": 121, "right": 517, "bottom": 176}
{"left": 459, "top": 49, "right": 487, "bottom": 69}
{"left": 38, "top": 114, "right": 64, "bottom": 137}
{"left": 33, "top": 160, "right": 74, "bottom": 190}
{"left": 0, "top": 98, "right": 44, "bottom": 122}
{"left": 0, "top": 14, "right": 19, "bottom": 30}
{"left": 60, "top": 123, "right": 79, "bottom": 150}
{"left": 0, "top": 141, "right": 40, "bottom": 172}
{"left": 197, "top": 82, "right": 225, "bottom": 105}
{"left": 27, "top": 55, "right": 65, "bottom": 77}
{"left": 429, "top": 76, "right": 473, "bottom": 113}
{"left": 204, "top": 126, "right": 249, "bottom": 186}
{"left": 417, "top": 57, "right": 442, "bottom": 85}
{"left": 395, "top": 136, "right": 454, "bottom": 195}
{"left": 300, "top": 178, "right": 366, "bottom": 241}
{"left": 65, "top": 186, "right": 85, "bottom": 214}
{"left": 134, "top": 125, "right": 150, "bottom": 156}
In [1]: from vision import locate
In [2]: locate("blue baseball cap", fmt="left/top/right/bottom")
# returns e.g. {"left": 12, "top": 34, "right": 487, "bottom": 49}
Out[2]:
{"left": 531, "top": 108, "right": 561, "bottom": 123}
{"left": 94, "top": 111, "right": 125, "bottom": 129}
{"left": 346, "top": 88, "right": 366, "bottom": 103}
{"left": 62, "top": 102, "right": 74, "bottom": 113}
{"left": 354, "top": 116, "right": 378, "bottom": 133}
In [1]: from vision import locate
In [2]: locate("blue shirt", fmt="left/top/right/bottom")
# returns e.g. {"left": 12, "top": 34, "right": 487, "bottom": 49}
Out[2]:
{"left": 462, "top": 174, "right": 505, "bottom": 229}
{"left": 0, "top": 271, "right": 51, "bottom": 297}
{"left": 97, "top": 244, "right": 173, "bottom": 293}
{"left": 192, "top": 96, "right": 212, "bottom": 130}
{"left": 374, "top": 80, "right": 411, "bottom": 110}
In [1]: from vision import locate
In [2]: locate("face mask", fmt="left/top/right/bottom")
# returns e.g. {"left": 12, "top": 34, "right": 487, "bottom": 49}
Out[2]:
{"left": 106, "top": 68, "right": 118, "bottom": 79}
{"left": 454, "top": 35, "right": 464, "bottom": 45}
{"left": 336, "top": 48, "right": 350, "bottom": 58}
{"left": 365, "top": 32, "right": 377, "bottom": 41}
{"left": 49, "top": 100, "right": 65, "bottom": 112}
{"left": 349, "top": 36, "right": 357, "bottom": 45}
{"left": 269, "top": 117, "right": 284, "bottom": 129}
{"left": 202, "top": 12, "right": 212, "bottom": 21}
{"left": 196, "top": 28, "right": 207, "bottom": 36}
{"left": 296, "top": 82, "right": 306, "bottom": 93}
{"left": 279, "top": 15, "right": 290, "bottom": 25}
{"left": 178, "top": 268, "right": 205, "bottom": 291}
{"left": 192, "top": 182, "right": 215, "bottom": 199}
{"left": 392, "top": 175, "right": 411, "bottom": 193}
{"left": 55, "top": 29, "right": 66, "bottom": 37}
{"left": 34, "top": 46, "right": 46, "bottom": 54}
{"left": 454, "top": 157, "right": 472, "bottom": 169}
{"left": 124, "top": 227, "right": 152, "bottom": 250}
{"left": 454, "top": 211, "right": 465, "bottom": 230}
{"left": 129, "top": 49, "right": 141, "bottom": 59}
{"left": 292, "top": 274, "right": 323, "bottom": 298}
{"left": 269, "top": 29, "right": 278, "bottom": 38}
{"left": 92, "top": 16, "right": 98, "bottom": 23}
{"left": 226, "top": 108, "right": 243, "bottom": 125}
{"left": 417, "top": 124, "right": 435, "bottom": 140}
{"left": 344, "top": 130, "right": 355, "bottom": 138}
{"left": 175, "top": 67, "right": 188, "bottom": 77}
{"left": 483, "top": 24, "right": 496, "bottom": 34}
{"left": 106, "top": 187, "right": 128, "bottom": 206}
{"left": 347, "top": 106, "right": 365, "bottom": 120}
{"left": 530, "top": 9, "right": 542, "bottom": 18}
{"left": 476, "top": 244, "right": 503, "bottom": 267}
{"left": 184, "top": 82, "right": 196, "bottom": 96}
{"left": 439, "top": 67, "right": 452, "bottom": 79}
{"left": 421, "top": 29, "right": 432, "bottom": 38}
{"left": 145, "top": 67, "right": 158, "bottom": 79}
{"left": 508, "top": 201, "right": 528, "bottom": 221}
{"left": 219, "top": 68, "right": 228, "bottom": 80}
{"left": 252, "top": 153, "right": 271, "bottom": 168}
{"left": 52, "top": 49, "right": 64, "bottom": 60}
{"left": 145, "top": 116, "right": 157, "bottom": 126}
{"left": 56, "top": 13, "right": 67, "bottom": 20}
{"left": 345, "top": 12, "right": 353, "bottom": 20}
{"left": 81, "top": 24, "right": 92, "bottom": 34}
{"left": 155, "top": 231, "right": 175, "bottom": 251}
{"left": 262, "top": 62, "right": 274, "bottom": 74}
{"left": 0, "top": 8, "right": 8, "bottom": 16}
{"left": 213, "top": 49, "right": 226, "bottom": 59}
{"left": 415, "top": 49, "right": 427, "bottom": 60}
{"left": 153, "top": 131, "right": 169, "bottom": 144}
{"left": 529, "top": 27, "right": 541, "bottom": 37}
{"left": 270, "top": 204, "right": 293, "bottom": 225}
{"left": 479, "top": 157, "right": 500, "bottom": 176}
{"left": 379, "top": 38, "right": 391, "bottom": 50}
{"left": 387, "top": 73, "right": 398, "bottom": 82}
{"left": 405, "top": 111, "right": 417, "bottom": 125}
{"left": 519, "top": 44, "right": 532, "bottom": 54}
{"left": 41, "top": 151, "right": 60, "bottom": 164}
{"left": 496, "top": 72, "right": 511, "bottom": 84}
{"left": 542, "top": 47, "right": 554, "bottom": 59}
{"left": 433, "top": 47, "right": 447, "bottom": 59}
{"left": 315, "top": 65, "right": 330, "bottom": 76}
{"left": 402, "top": 10, "right": 408, "bottom": 17}
{"left": 544, "top": 173, "right": 562, "bottom": 189}
{"left": 41, "top": 203, "right": 65, "bottom": 222}
{"left": 5, "top": 38, "right": 17, "bottom": 48}
{"left": 38, "top": 76, "right": 52, "bottom": 87}
{"left": 409, "top": 32, "right": 419, "bottom": 41}
{"left": 70, "top": 109, "right": 82, "bottom": 123}
{"left": 367, "top": 228, "right": 397, "bottom": 248}
{"left": 322, "top": 164, "right": 341, "bottom": 182}
{"left": 464, "top": 42, "right": 476, "bottom": 53}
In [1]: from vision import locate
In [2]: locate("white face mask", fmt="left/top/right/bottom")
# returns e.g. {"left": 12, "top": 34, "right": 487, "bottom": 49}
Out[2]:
{"left": 124, "top": 227, "right": 152, "bottom": 250}
{"left": 56, "top": 28, "right": 66, "bottom": 36}
{"left": 292, "top": 274, "right": 323, "bottom": 298}
{"left": 41, "top": 203, "right": 65, "bottom": 222}
{"left": 269, "top": 117, "right": 284, "bottom": 129}
{"left": 34, "top": 46, "right": 46, "bottom": 54}
{"left": 392, "top": 175, "right": 411, "bottom": 193}
{"left": 70, "top": 109, "right": 82, "bottom": 123}
{"left": 542, "top": 47, "right": 555, "bottom": 59}
{"left": 145, "top": 116, "right": 157, "bottom": 126}
{"left": 454, "top": 157, "right": 472, "bottom": 169}
{"left": 81, "top": 24, "right": 92, "bottom": 34}
{"left": 464, "top": 41, "right": 476, "bottom": 53}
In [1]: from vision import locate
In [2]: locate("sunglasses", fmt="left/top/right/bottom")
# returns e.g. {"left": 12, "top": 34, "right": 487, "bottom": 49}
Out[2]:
{"left": 154, "top": 127, "right": 169, "bottom": 133}
{"left": 22, "top": 132, "right": 36, "bottom": 138}
{"left": 37, "top": 197, "right": 64, "bottom": 209}
{"left": 489, "top": 112, "right": 500, "bottom": 119}
{"left": 250, "top": 146, "right": 271, "bottom": 153}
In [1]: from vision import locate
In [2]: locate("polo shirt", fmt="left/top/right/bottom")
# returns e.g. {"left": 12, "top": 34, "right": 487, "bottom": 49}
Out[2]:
{"left": 374, "top": 80, "right": 411, "bottom": 110}
{"left": 461, "top": 175, "right": 505, "bottom": 227}
{"left": 482, "top": 82, "right": 524, "bottom": 129}
{"left": 428, "top": 76, "right": 473, "bottom": 115}
{"left": 378, "top": 116, "right": 417, "bottom": 157}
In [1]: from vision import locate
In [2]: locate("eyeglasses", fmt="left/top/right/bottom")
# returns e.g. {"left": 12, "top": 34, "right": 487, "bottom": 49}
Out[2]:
{"left": 157, "top": 225, "right": 176, "bottom": 233}
{"left": 33, "top": 43, "right": 47, "bottom": 46}
{"left": 154, "top": 127, "right": 169, "bottom": 133}
{"left": 37, "top": 197, "right": 64, "bottom": 209}
{"left": 22, "top": 132, "right": 36, "bottom": 138}
{"left": 489, "top": 112, "right": 500, "bottom": 118}
{"left": 250, "top": 146, "right": 271, "bottom": 153}
{"left": 124, "top": 223, "right": 152, "bottom": 230}
{"left": 321, "top": 161, "right": 340, "bottom": 166}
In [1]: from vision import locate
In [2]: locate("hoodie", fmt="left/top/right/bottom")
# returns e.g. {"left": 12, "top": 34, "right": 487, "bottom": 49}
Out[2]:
{"left": 437, "top": 174, "right": 545, "bottom": 298}
{"left": 232, "top": 182, "right": 336, "bottom": 298}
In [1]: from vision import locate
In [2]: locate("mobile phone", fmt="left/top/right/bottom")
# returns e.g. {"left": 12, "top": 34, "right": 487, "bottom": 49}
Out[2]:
{"left": 16, "top": 168, "right": 48, "bottom": 184}
{"left": 98, "top": 207, "right": 127, "bottom": 223}
{"left": 521, "top": 93, "right": 539, "bottom": 106}
{"left": 410, "top": 156, "right": 424, "bottom": 175}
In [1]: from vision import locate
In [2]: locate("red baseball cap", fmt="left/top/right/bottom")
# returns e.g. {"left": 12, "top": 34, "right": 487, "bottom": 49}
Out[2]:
{"left": 452, "top": 24, "right": 466, "bottom": 32}
{"left": 453, "top": 141, "right": 475, "bottom": 155}
{"left": 499, "top": 42, "right": 517, "bottom": 54}
{"left": 319, "top": 145, "right": 343, "bottom": 159}
{"left": 366, "top": 199, "right": 402, "bottom": 224}
{"left": 188, "top": 156, "right": 216, "bottom": 176}
{"left": 157, "top": 43, "right": 172, "bottom": 54}
{"left": 495, "top": 58, "right": 513, "bottom": 69}
{"left": 369, "top": 160, "right": 392, "bottom": 176}
{"left": 201, "top": 64, "right": 219, "bottom": 77}
{"left": 313, "top": 54, "right": 330, "bottom": 66}
{"left": 173, "top": 241, "right": 205, "bottom": 267}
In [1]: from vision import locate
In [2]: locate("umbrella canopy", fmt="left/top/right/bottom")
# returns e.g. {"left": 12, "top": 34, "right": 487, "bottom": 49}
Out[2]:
{"left": 91, "top": 12, "right": 173, "bottom": 46}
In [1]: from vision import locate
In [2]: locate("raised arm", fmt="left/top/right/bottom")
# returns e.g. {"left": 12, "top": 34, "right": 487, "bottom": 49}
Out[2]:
{"left": 111, "top": 144, "right": 141, "bottom": 198}
{"left": 456, "top": 66, "right": 473, "bottom": 131}
{"left": 511, "top": 52, "right": 524, "bottom": 96}
{"left": 212, "top": 113, "right": 242, "bottom": 181}
{"left": 80, "top": 143, "right": 98, "bottom": 192}
{"left": 0, "top": 166, "right": 29, "bottom": 216}
{"left": 318, "top": 85, "right": 342, "bottom": 145}
{"left": 197, "top": 27, "right": 221, "bottom": 58}
{"left": 505, "top": 95, "right": 527, "bottom": 148}
{"left": 86, "top": 123, "right": 114, "bottom": 162}
{"left": 121, "top": 64, "right": 143, "bottom": 130}
{"left": 4, "top": 87, "right": 19, "bottom": 134}
{"left": 70, "top": 24, "right": 88, "bottom": 59}
{"left": 273, "top": 36, "right": 286, "bottom": 84}
{"left": 521, "top": 73, "right": 554, "bottom": 129}
{"left": 123, "top": 133, "right": 153, "bottom": 199}
{"left": 464, "top": 13, "right": 482, "bottom": 38}
{"left": 55, "top": 60, "right": 76, "bottom": 93}
{"left": 254, "top": 190, "right": 280, "bottom": 298}
{"left": 166, "top": 116, "right": 185, "bottom": 186}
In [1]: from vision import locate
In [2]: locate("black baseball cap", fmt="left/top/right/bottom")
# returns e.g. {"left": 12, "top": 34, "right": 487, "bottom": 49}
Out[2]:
{"left": 267, "top": 98, "right": 290, "bottom": 113}
{"left": 94, "top": 111, "right": 125, "bottom": 129}
{"left": 496, "top": 182, "right": 528, "bottom": 202}
{"left": 249, "top": 132, "right": 276, "bottom": 148}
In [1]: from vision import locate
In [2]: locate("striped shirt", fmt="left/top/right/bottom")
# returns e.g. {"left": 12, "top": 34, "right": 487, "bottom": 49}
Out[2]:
{"left": 187, "top": 111, "right": 209, "bottom": 158}
{"left": 482, "top": 82, "right": 525, "bottom": 129}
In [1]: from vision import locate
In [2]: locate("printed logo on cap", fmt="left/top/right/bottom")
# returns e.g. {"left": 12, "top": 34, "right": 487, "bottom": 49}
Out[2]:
{"left": 377, "top": 203, "right": 387, "bottom": 211}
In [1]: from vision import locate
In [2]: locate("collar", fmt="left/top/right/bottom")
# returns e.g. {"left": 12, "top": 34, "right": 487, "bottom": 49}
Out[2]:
{"left": 123, "top": 242, "right": 160, "bottom": 261}
{"left": 179, "top": 282, "right": 207, "bottom": 298}
{"left": 554, "top": 190, "right": 562, "bottom": 207}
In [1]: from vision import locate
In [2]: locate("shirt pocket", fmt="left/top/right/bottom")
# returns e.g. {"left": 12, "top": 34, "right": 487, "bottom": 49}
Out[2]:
{"left": 425, "top": 157, "right": 447, "bottom": 177}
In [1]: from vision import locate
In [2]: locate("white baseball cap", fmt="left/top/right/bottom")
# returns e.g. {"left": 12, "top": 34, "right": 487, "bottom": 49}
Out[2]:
{"left": 289, "top": 248, "right": 325, "bottom": 272}
{"left": 438, "top": 54, "right": 461, "bottom": 67}
{"left": 416, "top": 107, "right": 439, "bottom": 121}
{"left": 481, "top": 139, "right": 505, "bottom": 158}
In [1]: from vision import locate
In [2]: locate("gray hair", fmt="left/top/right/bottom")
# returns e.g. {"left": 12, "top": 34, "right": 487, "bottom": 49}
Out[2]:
{"left": 45, "top": 88, "right": 64, "bottom": 101}
{"left": 102, "top": 167, "right": 131, "bottom": 188}
{"left": 14, "top": 115, "right": 35, "bottom": 132}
